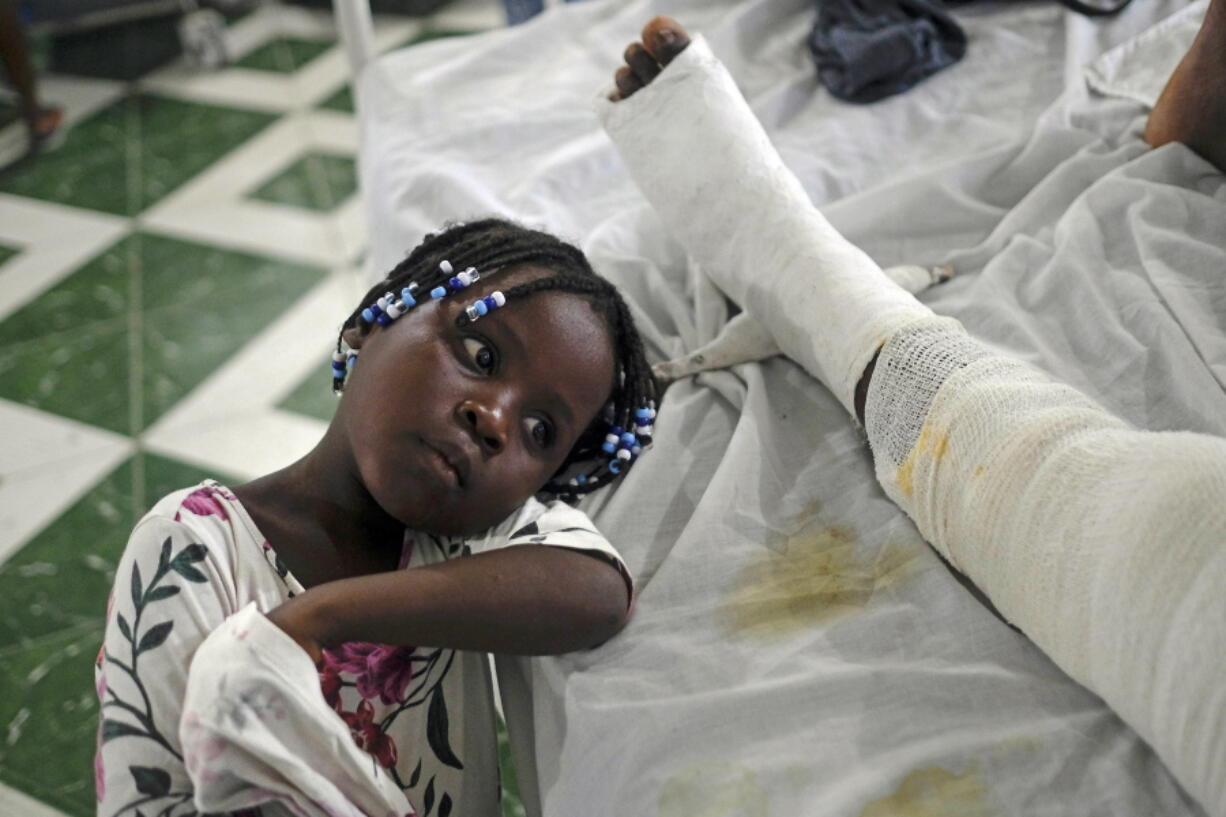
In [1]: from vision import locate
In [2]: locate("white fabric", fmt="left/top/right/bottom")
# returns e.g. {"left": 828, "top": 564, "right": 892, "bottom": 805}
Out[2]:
{"left": 597, "top": 35, "right": 933, "bottom": 418}
{"left": 1085, "top": 0, "right": 1208, "bottom": 106}
{"left": 598, "top": 16, "right": 1226, "bottom": 815}
{"left": 354, "top": 1, "right": 1224, "bottom": 815}
{"left": 182, "top": 604, "right": 410, "bottom": 817}
{"left": 652, "top": 264, "right": 947, "bottom": 382}
{"left": 95, "top": 483, "right": 628, "bottom": 817}
{"left": 866, "top": 324, "right": 1226, "bottom": 814}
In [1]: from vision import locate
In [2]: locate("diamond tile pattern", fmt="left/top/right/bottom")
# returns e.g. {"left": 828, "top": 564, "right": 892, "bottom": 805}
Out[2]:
{"left": 278, "top": 353, "right": 340, "bottom": 421}
{"left": 0, "top": 233, "right": 327, "bottom": 435}
{"left": 249, "top": 151, "right": 358, "bottom": 211}
{"left": 0, "top": 243, "right": 20, "bottom": 267}
{"left": 0, "top": 98, "right": 18, "bottom": 129}
{"left": 234, "top": 36, "right": 333, "bottom": 72}
{"left": 406, "top": 27, "right": 482, "bottom": 46}
{"left": 0, "top": 94, "right": 276, "bottom": 216}
{"left": 0, "top": 454, "right": 234, "bottom": 817}
{"left": 319, "top": 84, "right": 355, "bottom": 113}
{"left": 0, "top": 5, "right": 519, "bottom": 815}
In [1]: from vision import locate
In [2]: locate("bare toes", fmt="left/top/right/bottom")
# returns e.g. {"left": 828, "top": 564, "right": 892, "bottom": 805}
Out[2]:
{"left": 624, "top": 42, "right": 661, "bottom": 86}
{"left": 614, "top": 65, "right": 644, "bottom": 100}
{"left": 641, "top": 16, "right": 691, "bottom": 65}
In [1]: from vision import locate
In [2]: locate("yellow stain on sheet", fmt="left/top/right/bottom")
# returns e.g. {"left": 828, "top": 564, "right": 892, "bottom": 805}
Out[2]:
{"left": 858, "top": 767, "right": 994, "bottom": 817}
{"left": 895, "top": 426, "right": 950, "bottom": 499}
{"left": 658, "top": 764, "right": 768, "bottom": 817}
{"left": 722, "top": 524, "right": 919, "bottom": 639}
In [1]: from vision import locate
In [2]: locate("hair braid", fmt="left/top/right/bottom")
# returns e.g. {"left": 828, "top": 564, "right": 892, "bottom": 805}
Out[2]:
{"left": 336, "top": 218, "right": 659, "bottom": 502}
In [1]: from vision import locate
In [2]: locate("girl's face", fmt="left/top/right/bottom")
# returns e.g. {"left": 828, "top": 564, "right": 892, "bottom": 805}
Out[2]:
{"left": 339, "top": 266, "right": 617, "bottom": 536}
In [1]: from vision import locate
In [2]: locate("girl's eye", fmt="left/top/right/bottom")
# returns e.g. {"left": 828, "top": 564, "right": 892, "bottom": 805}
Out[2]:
{"left": 524, "top": 417, "right": 554, "bottom": 448}
{"left": 463, "top": 337, "right": 496, "bottom": 373}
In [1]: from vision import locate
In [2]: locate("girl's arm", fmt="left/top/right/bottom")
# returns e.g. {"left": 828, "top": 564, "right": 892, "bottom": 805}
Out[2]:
{"left": 267, "top": 545, "right": 631, "bottom": 662}
{"left": 96, "top": 516, "right": 238, "bottom": 817}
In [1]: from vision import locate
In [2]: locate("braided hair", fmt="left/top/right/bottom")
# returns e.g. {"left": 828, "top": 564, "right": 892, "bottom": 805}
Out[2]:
{"left": 337, "top": 218, "right": 658, "bottom": 501}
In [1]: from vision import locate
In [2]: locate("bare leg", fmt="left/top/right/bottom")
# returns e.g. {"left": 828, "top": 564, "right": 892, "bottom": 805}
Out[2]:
{"left": 1144, "top": 0, "right": 1226, "bottom": 172}
{"left": 0, "top": 0, "right": 62, "bottom": 147}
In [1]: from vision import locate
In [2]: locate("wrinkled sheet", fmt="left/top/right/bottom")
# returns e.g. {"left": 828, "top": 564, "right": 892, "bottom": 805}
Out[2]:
{"left": 355, "top": 0, "right": 1222, "bottom": 814}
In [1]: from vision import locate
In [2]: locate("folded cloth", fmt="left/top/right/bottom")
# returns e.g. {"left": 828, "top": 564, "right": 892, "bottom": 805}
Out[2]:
{"left": 808, "top": 0, "right": 967, "bottom": 102}
{"left": 181, "top": 603, "right": 414, "bottom": 817}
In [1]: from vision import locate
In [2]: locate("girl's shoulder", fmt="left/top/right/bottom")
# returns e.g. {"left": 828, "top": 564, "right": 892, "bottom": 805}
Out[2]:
{"left": 143, "top": 480, "right": 242, "bottom": 526}
{"left": 128, "top": 480, "right": 299, "bottom": 595}
{"left": 463, "top": 497, "right": 604, "bottom": 551}
{"left": 467, "top": 498, "right": 635, "bottom": 597}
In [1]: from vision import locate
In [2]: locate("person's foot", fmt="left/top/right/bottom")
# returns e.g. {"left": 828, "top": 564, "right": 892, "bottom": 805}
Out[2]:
{"left": 26, "top": 106, "right": 64, "bottom": 153}
{"left": 1144, "top": 0, "right": 1226, "bottom": 173}
{"left": 611, "top": 17, "right": 692, "bottom": 101}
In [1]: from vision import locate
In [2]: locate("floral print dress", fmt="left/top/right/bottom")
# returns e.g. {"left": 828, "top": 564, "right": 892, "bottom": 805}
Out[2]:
{"left": 94, "top": 482, "right": 630, "bottom": 817}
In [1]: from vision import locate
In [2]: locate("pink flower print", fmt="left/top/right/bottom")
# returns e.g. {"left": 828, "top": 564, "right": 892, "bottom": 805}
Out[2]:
{"left": 94, "top": 732, "right": 105, "bottom": 802}
{"left": 318, "top": 663, "right": 343, "bottom": 711}
{"left": 323, "top": 642, "right": 416, "bottom": 705}
{"left": 94, "top": 671, "right": 107, "bottom": 801}
{"left": 96, "top": 592, "right": 114, "bottom": 669}
{"left": 397, "top": 537, "right": 415, "bottom": 570}
{"left": 340, "top": 699, "right": 399, "bottom": 769}
{"left": 175, "top": 485, "right": 236, "bottom": 522}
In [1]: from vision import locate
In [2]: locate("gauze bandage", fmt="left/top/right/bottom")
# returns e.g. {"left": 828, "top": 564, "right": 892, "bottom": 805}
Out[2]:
{"left": 599, "top": 37, "right": 1226, "bottom": 815}
{"left": 652, "top": 265, "right": 953, "bottom": 383}
{"left": 597, "top": 37, "right": 935, "bottom": 418}
{"left": 866, "top": 324, "right": 1226, "bottom": 814}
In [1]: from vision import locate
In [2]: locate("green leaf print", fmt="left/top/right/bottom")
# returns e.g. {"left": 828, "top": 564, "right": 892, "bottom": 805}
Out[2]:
{"left": 130, "top": 766, "right": 171, "bottom": 797}
{"left": 158, "top": 537, "right": 172, "bottom": 572}
{"left": 117, "top": 613, "right": 132, "bottom": 641}
{"left": 427, "top": 684, "right": 463, "bottom": 770}
{"left": 145, "top": 585, "right": 181, "bottom": 602}
{"left": 101, "top": 720, "right": 145, "bottom": 742}
{"left": 169, "top": 544, "right": 209, "bottom": 583}
{"left": 423, "top": 776, "right": 435, "bottom": 815}
{"left": 131, "top": 563, "right": 143, "bottom": 610}
{"left": 136, "top": 621, "right": 174, "bottom": 654}
{"left": 103, "top": 537, "right": 212, "bottom": 769}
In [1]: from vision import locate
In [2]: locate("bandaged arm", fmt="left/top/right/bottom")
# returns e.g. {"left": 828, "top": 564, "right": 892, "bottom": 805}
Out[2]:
{"left": 597, "top": 36, "right": 939, "bottom": 418}
{"left": 598, "top": 36, "right": 1226, "bottom": 815}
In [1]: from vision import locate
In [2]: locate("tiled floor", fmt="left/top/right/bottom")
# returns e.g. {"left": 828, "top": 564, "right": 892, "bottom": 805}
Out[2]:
{"left": 0, "top": 2, "right": 525, "bottom": 815}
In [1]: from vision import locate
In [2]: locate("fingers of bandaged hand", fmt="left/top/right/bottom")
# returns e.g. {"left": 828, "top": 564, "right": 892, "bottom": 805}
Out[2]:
{"left": 599, "top": 37, "right": 938, "bottom": 415}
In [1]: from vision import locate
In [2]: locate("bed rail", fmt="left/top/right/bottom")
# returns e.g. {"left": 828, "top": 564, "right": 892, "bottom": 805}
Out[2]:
{"left": 331, "top": 0, "right": 376, "bottom": 78}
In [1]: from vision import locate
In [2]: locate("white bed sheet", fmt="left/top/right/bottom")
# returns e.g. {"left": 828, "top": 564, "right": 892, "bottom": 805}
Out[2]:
{"left": 355, "top": 1, "right": 1223, "bottom": 814}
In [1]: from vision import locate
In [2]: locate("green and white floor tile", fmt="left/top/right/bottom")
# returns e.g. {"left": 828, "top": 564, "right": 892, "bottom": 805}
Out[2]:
{"left": 0, "top": 2, "right": 519, "bottom": 814}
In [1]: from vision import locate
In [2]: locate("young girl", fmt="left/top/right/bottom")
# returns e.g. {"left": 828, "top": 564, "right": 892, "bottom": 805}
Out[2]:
{"left": 94, "top": 219, "right": 658, "bottom": 817}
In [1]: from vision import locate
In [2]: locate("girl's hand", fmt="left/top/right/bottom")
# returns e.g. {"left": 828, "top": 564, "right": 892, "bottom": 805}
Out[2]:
{"left": 266, "top": 595, "right": 326, "bottom": 666}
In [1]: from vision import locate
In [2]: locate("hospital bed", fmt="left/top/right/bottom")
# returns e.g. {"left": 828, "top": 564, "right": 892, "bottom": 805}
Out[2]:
{"left": 330, "top": 0, "right": 1224, "bottom": 814}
